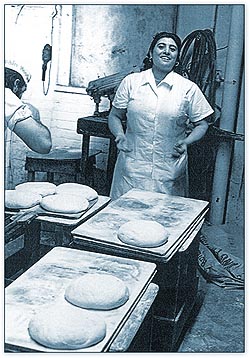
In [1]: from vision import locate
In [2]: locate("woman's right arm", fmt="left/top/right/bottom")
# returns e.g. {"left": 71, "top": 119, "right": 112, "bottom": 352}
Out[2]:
{"left": 108, "top": 106, "right": 131, "bottom": 152}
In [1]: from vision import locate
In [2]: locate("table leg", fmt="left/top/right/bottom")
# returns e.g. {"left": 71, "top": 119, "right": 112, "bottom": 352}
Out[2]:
{"left": 47, "top": 172, "right": 54, "bottom": 183}
{"left": 107, "top": 138, "right": 118, "bottom": 192}
{"left": 54, "top": 225, "right": 72, "bottom": 247}
{"left": 23, "top": 220, "right": 41, "bottom": 269}
{"left": 80, "top": 135, "right": 90, "bottom": 184}
{"left": 27, "top": 170, "right": 35, "bottom": 181}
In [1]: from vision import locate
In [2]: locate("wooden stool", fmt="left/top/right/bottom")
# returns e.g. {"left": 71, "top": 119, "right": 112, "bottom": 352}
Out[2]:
{"left": 25, "top": 149, "right": 82, "bottom": 183}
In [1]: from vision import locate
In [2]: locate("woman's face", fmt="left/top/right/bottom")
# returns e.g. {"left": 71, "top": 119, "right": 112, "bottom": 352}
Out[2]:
{"left": 151, "top": 37, "right": 179, "bottom": 73}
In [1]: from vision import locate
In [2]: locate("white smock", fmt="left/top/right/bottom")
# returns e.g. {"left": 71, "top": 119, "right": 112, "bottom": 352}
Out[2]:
{"left": 110, "top": 69, "right": 214, "bottom": 200}
{"left": 5, "top": 88, "right": 33, "bottom": 189}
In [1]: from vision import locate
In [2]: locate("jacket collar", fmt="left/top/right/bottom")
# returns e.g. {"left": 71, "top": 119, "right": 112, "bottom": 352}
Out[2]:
{"left": 142, "top": 69, "right": 175, "bottom": 89}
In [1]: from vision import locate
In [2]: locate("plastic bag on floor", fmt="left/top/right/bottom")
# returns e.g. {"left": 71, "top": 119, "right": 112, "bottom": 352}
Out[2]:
{"left": 198, "top": 234, "right": 244, "bottom": 289}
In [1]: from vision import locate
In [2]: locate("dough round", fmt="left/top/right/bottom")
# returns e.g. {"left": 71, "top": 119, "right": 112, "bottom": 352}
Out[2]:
{"left": 117, "top": 220, "right": 168, "bottom": 248}
{"left": 56, "top": 183, "right": 98, "bottom": 201}
{"left": 40, "top": 193, "right": 89, "bottom": 214}
{"left": 65, "top": 273, "right": 129, "bottom": 310}
{"left": 5, "top": 190, "right": 42, "bottom": 209}
{"left": 15, "top": 182, "right": 56, "bottom": 197}
{"left": 28, "top": 304, "right": 106, "bottom": 350}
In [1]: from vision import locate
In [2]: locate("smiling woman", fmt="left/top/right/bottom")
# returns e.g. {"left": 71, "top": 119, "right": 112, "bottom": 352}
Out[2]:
{"left": 108, "top": 31, "right": 214, "bottom": 200}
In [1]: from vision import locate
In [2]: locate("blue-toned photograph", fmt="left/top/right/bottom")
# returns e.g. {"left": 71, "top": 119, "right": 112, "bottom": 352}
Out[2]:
{"left": 3, "top": 3, "right": 245, "bottom": 354}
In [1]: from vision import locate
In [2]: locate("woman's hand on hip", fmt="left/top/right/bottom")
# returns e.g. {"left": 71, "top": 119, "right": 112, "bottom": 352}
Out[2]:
{"left": 172, "top": 140, "right": 187, "bottom": 158}
{"left": 115, "top": 134, "right": 131, "bottom": 152}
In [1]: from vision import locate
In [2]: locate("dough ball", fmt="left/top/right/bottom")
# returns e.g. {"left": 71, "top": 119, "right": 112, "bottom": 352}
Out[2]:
{"left": 40, "top": 193, "right": 89, "bottom": 214}
{"left": 56, "top": 183, "right": 98, "bottom": 201}
{"left": 5, "top": 190, "right": 42, "bottom": 209}
{"left": 65, "top": 273, "right": 129, "bottom": 310}
{"left": 15, "top": 182, "right": 56, "bottom": 197}
{"left": 117, "top": 220, "right": 168, "bottom": 248}
{"left": 28, "top": 304, "right": 106, "bottom": 350}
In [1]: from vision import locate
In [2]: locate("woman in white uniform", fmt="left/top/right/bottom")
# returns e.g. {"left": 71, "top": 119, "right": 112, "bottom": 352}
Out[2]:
{"left": 108, "top": 32, "right": 214, "bottom": 200}
{"left": 5, "top": 59, "right": 52, "bottom": 188}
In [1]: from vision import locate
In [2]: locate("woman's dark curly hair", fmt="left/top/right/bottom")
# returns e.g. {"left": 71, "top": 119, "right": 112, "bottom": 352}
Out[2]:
{"left": 142, "top": 32, "right": 182, "bottom": 71}
{"left": 5, "top": 67, "right": 26, "bottom": 90}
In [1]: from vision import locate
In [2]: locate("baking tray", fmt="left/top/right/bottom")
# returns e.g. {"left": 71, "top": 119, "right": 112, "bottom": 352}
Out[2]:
{"left": 73, "top": 208, "right": 208, "bottom": 263}
{"left": 5, "top": 247, "right": 156, "bottom": 353}
{"left": 72, "top": 189, "right": 209, "bottom": 258}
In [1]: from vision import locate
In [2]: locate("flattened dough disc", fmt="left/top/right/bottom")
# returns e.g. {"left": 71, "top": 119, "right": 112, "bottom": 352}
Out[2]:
{"left": 5, "top": 190, "right": 42, "bottom": 209}
{"left": 40, "top": 193, "right": 89, "bottom": 214}
{"left": 28, "top": 304, "right": 106, "bottom": 350}
{"left": 56, "top": 183, "right": 98, "bottom": 201}
{"left": 117, "top": 219, "right": 168, "bottom": 248}
{"left": 65, "top": 273, "right": 129, "bottom": 310}
{"left": 15, "top": 182, "right": 56, "bottom": 197}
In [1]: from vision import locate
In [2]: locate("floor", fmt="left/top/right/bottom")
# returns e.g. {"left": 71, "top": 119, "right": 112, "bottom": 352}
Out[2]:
{"left": 177, "top": 222, "right": 245, "bottom": 353}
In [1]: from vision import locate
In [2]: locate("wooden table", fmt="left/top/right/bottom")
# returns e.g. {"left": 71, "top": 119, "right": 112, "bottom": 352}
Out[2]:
{"left": 5, "top": 195, "right": 111, "bottom": 280}
{"left": 71, "top": 189, "right": 209, "bottom": 351}
{"left": 77, "top": 115, "right": 126, "bottom": 192}
{"left": 5, "top": 214, "right": 41, "bottom": 285}
{"left": 5, "top": 247, "right": 158, "bottom": 353}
